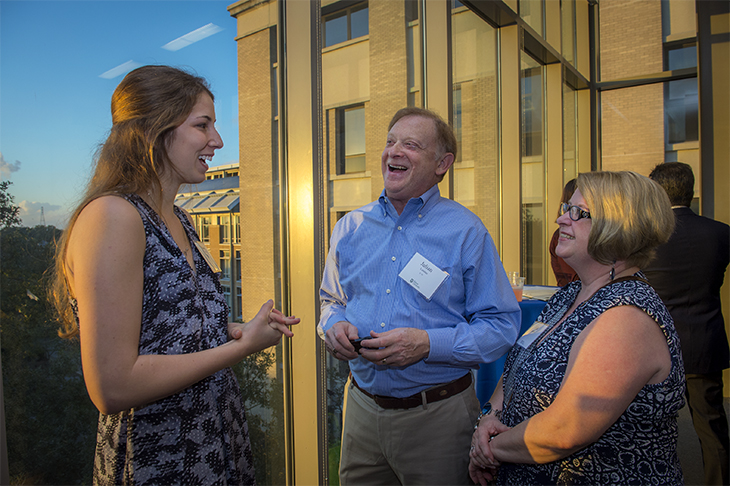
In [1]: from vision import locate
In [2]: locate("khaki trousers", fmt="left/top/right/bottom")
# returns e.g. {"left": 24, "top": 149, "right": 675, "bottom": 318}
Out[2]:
{"left": 339, "top": 376, "right": 480, "bottom": 486}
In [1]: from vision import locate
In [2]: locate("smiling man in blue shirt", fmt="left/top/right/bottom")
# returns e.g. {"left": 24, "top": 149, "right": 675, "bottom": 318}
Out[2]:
{"left": 318, "top": 107, "right": 521, "bottom": 485}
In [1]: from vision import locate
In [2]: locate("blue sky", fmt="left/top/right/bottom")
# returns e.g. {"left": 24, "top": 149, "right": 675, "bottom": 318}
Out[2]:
{"left": 0, "top": 0, "right": 239, "bottom": 228}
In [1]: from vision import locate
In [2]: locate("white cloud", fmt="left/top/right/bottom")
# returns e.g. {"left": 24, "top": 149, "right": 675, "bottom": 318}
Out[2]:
{"left": 162, "top": 23, "right": 223, "bottom": 51}
{"left": 0, "top": 152, "right": 21, "bottom": 179}
{"left": 18, "top": 200, "right": 69, "bottom": 229}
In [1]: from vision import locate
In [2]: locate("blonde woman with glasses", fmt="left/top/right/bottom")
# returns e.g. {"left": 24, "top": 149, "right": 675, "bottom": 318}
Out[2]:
{"left": 469, "top": 171, "right": 685, "bottom": 485}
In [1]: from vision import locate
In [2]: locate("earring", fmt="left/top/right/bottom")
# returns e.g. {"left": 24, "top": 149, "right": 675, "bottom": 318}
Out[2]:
{"left": 609, "top": 260, "right": 616, "bottom": 281}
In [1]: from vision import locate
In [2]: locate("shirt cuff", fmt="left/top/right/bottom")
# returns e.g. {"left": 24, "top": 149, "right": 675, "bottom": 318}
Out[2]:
{"left": 424, "top": 327, "right": 453, "bottom": 362}
{"left": 318, "top": 312, "right": 347, "bottom": 337}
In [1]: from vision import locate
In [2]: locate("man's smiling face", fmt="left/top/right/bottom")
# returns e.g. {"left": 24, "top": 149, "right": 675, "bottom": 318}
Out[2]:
{"left": 381, "top": 115, "right": 451, "bottom": 214}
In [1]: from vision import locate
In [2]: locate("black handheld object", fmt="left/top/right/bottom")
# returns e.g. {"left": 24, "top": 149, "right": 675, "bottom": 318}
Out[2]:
{"left": 350, "top": 337, "right": 372, "bottom": 353}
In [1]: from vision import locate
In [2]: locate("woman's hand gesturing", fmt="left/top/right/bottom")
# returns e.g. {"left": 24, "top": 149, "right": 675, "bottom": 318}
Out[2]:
{"left": 228, "top": 300, "right": 299, "bottom": 354}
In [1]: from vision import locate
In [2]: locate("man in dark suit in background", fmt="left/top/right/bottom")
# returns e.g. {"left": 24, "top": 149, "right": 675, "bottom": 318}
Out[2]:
{"left": 644, "top": 162, "right": 730, "bottom": 486}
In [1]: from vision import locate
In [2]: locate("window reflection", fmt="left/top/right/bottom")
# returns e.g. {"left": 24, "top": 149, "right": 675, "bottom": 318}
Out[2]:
{"left": 664, "top": 42, "right": 698, "bottom": 147}
{"left": 665, "top": 78, "right": 698, "bottom": 145}
{"left": 601, "top": 84, "right": 665, "bottom": 174}
{"left": 563, "top": 81, "right": 578, "bottom": 184}
{"left": 339, "top": 106, "right": 367, "bottom": 174}
{"left": 219, "top": 214, "right": 230, "bottom": 243}
{"left": 520, "top": 52, "right": 545, "bottom": 285}
{"left": 520, "top": 0, "right": 544, "bottom": 37}
{"left": 200, "top": 215, "right": 211, "bottom": 242}
{"left": 452, "top": 6, "right": 500, "bottom": 237}
{"left": 323, "top": 2, "right": 369, "bottom": 48}
{"left": 562, "top": 0, "right": 576, "bottom": 65}
{"left": 220, "top": 249, "right": 231, "bottom": 280}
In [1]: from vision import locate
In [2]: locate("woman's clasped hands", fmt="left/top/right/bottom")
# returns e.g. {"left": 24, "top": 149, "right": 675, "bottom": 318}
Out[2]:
{"left": 469, "top": 413, "right": 510, "bottom": 486}
{"left": 228, "top": 300, "right": 299, "bottom": 354}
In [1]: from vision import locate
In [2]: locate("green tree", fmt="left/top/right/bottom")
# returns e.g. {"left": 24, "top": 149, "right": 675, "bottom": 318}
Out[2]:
{"left": 1, "top": 226, "right": 98, "bottom": 484}
{"left": 0, "top": 181, "right": 21, "bottom": 229}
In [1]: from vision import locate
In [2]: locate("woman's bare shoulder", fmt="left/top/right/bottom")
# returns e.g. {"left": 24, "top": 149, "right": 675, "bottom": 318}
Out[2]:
{"left": 79, "top": 194, "right": 139, "bottom": 220}
{"left": 70, "top": 195, "right": 145, "bottom": 252}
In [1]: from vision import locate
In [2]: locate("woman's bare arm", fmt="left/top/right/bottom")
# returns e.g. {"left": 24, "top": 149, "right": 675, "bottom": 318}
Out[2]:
{"left": 488, "top": 305, "right": 671, "bottom": 464}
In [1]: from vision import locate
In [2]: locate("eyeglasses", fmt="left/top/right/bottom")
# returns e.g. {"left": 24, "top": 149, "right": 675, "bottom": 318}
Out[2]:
{"left": 559, "top": 203, "right": 591, "bottom": 221}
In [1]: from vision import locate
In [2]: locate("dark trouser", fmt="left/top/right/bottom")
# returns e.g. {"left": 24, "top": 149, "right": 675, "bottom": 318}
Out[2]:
{"left": 685, "top": 373, "right": 729, "bottom": 486}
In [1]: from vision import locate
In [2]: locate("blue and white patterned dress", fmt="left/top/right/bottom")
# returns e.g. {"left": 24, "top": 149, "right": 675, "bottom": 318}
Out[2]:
{"left": 497, "top": 274, "right": 685, "bottom": 485}
{"left": 80, "top": 194, "right": 255, "bottom": 485}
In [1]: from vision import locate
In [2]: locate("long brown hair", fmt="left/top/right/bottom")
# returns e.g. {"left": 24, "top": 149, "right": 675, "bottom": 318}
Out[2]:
{"left": 52, "top": 65, "right": 213, "bottom": 338}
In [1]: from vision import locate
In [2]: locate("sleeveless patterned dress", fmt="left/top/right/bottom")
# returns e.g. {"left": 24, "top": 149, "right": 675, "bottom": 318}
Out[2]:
{"left": 497, "top": 274, "right": 685, "bottom": 485}
{"left": 81, "top": 194, "right": 255, "bottom": 485}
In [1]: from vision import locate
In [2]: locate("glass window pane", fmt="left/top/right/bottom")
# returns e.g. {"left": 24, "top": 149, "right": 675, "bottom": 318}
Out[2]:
{"left": 406, "top": 0, "right": 419, "bottom": 23}
{"left": 665, "top": 77, "right": 698, "bottom": 144}
{"left": 561, "top": 0, "right": 575, "bottom": 65}
{"left": 407, "top": 22, "right": 421, "bottom": 102}
{"left": 201, "top": 216, "right": 211, "bottom": 242}
{"left": 234, "top": 12, "right": 287, "bottom": 485}
{"left": 563, "top": 81, "right": 578, "bottom": 184}
{"left": 350, "top": 5, "right": 369, "bottom": 39}
{"left": 452, "top": 6, "right": 500, "bottom": 238}
{"left": 520, "top": 0, "right": 544, "bottom": 37}
{"left": 337, "top": 105, "right": 367, "bottom": 174}
{"left": 520, "top": 52, "right": 545, "bottom": 285}
{"left": 601, "top": 83, "right": 665, "bottom": 175}
{"left": 219, "top": 214, "right": 230, "bottom": 243}
{"left": 344, "top": 107, "right": 366, "bottom": 156}
{"left": 667, "top": 45, "right": 697, "bottom": 70}
{"left": 325, "top": 12, "right": 348, "bottom": 47}
{"left": 599, "top": 1, "right": 664, "bottom": 81}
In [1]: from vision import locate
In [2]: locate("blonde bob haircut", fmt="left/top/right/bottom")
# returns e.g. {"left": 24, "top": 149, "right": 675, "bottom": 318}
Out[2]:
{"left": 576, "top": 171, "right": 674, "bottom": 268}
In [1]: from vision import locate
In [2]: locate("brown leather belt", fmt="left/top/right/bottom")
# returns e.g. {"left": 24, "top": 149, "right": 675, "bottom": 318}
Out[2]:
{"left": 351, "top": 372, "right": 472, "bottom": 410}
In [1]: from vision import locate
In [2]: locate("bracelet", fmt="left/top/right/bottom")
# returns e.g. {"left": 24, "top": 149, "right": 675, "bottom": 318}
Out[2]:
{"left": 474, "top": 402, "right": 502, "bottom": 430}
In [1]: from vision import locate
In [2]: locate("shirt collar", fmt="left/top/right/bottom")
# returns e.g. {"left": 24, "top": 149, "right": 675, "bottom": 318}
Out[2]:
{"left": 378, "top": 184, "right": 441, "bottom": 218}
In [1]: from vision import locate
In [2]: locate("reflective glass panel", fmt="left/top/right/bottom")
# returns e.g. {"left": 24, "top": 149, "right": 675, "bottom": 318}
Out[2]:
{"left": 233, "top": 12, "right": 287, "bottom": 486}
{"left": 599, "top": 0, "right": 664, "bottom": 81}
{"left": 325, "top": 12, "right": 348, "bottom": 47}
{"left": 562, "top": 81, "right": 577, "bottom": 184}
{"left": 520, "top": 0, "right": 544, "bottom": 37}
{"left": 520, "top": 52, "right": 545, "bottom": 284}
{"left": 561, "top": 0, "right": 575, "bottom": 65}
{"left": 351, "top": 5, "right": 370, "bottom": 39}
{"left": 667, "top": 45, "right": 697, "bottom": 70}
{"left": 601, "top": 83, "right": 665, "bottom": 175}
{"left": 665, "top": 78, "right": 698, "bottom": 144}
{"left": 452, "top": 4, "right": 500, "bottom": 238}
{"left": 344, "top": 106, "right": 366, "bottom": 173}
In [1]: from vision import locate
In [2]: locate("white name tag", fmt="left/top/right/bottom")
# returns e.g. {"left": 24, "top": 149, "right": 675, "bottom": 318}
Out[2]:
{"left": 398, "top": 252, "right": 448, "bottom": 300}
{"left": 516, "top": 321, "right": 548, "bottom": 348}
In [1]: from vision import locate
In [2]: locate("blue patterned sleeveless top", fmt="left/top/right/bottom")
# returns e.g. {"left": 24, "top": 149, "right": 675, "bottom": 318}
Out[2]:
{"left": 498, "top": 274, "right": 685, "bottom": 485}
{"left": 76, "top": 194, "right": 255, "bottom": 485}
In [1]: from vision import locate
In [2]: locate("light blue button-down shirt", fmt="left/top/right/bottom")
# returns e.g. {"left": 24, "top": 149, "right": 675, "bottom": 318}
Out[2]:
{"left": 318, "top": 185, "right": 521, "bottom": 398}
